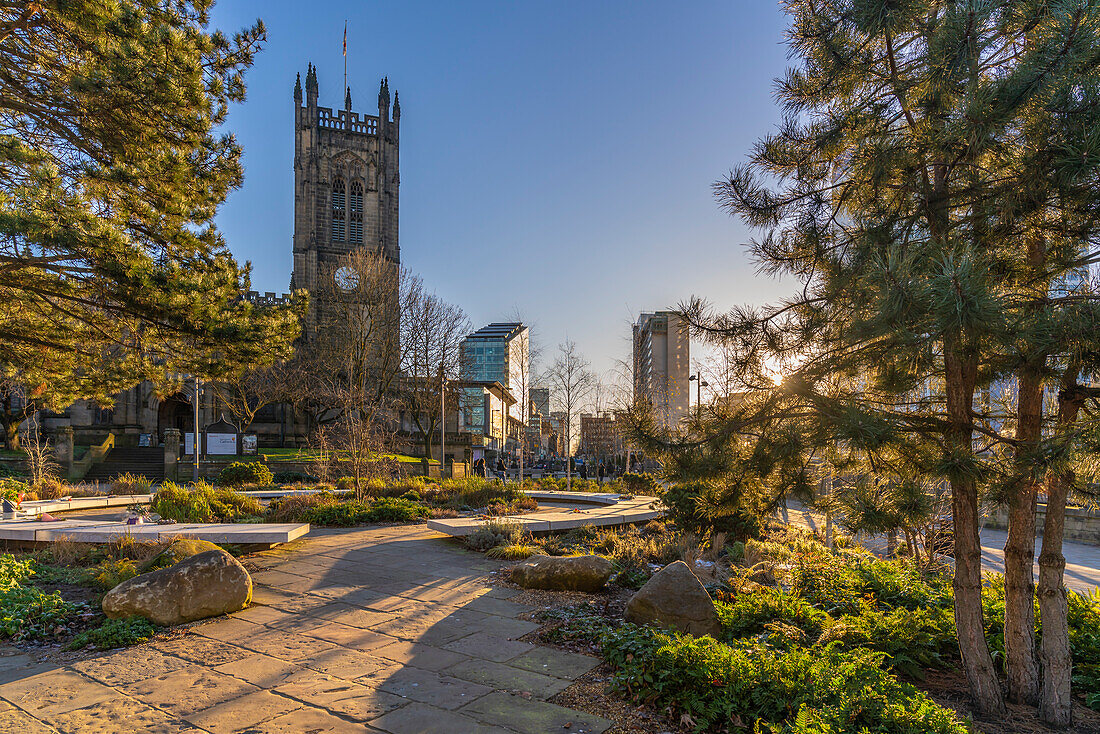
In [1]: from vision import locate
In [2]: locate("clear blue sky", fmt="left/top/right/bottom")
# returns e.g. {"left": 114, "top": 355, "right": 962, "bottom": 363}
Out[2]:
{"left": 211, "top": 1, "right": 791, "bottom": 383}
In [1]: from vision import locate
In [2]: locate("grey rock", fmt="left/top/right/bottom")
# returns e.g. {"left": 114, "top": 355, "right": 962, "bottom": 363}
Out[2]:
{"left": 509, "top": 554, "right": 613, "bottom": 592}
{"left": 625, "top": 560, "right": 720, "bottom": 637}
{"left": 103, "top": 549, "right": 252, "bottom": 626}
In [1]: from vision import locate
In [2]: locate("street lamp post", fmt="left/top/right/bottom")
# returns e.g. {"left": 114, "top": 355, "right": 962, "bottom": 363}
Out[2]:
{"left": 192, "top": 376, "right": 201, "bottom": 482}
{"left": 689, "top": 374, "right": 709, "bottom": 421}
{"left": 439, "top": 363, "right": 446, "bottom": 478}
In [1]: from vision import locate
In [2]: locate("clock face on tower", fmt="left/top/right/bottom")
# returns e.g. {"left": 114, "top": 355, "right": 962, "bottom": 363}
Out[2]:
{"left": 334, "top": 266, "right": 360, "bottom": 292}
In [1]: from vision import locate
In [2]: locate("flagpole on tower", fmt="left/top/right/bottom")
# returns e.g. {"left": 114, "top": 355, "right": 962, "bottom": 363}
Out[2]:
{"left": 343, "top": 20, "right": 347, "bottom": 96}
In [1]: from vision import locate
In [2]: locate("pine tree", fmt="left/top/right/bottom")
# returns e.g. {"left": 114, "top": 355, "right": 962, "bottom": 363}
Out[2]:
{"left": 688, "top": 0, "right": 1100, "bottom": 718}
{"left": 0, "top": 1, "right": 301, "bottom": 410}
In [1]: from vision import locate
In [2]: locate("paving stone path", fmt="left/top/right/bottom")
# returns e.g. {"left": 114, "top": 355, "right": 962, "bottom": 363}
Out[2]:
{"left": 0, "top": 526, "right": 613, "bottom": 733}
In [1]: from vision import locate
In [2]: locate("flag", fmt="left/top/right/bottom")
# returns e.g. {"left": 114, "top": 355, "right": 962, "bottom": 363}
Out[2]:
{"left": 343, "top": 22, "right": 347, "bottom": 57}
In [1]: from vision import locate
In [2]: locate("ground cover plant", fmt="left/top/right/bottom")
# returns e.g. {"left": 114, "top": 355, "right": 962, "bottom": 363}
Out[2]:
{"left": 1, "top": 536, "right": 235, "bottom": 652}
{"left": 65, "top": 616, "right": 158, "bottom": 651}
{"left": 527, "top": 529, "right": 1100, "bottom": 732}
{"left": 0, "top": 554, "right": 88, "bottom": 642}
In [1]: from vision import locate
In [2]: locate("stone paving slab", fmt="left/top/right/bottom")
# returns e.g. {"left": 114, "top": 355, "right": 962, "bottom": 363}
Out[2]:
{"left": 369, "top": 702, "right": 514, "bottom": 734}
{"left": 460, "top": 691, "right": 613, "bottom": 734}
{"left": 0, "top": 669, "right": 116, "bottom": 718}
{"left": 182, "top": 690, "right": 302, "bottom": 734}
{"left": 249, "top": 705, "right": 379, "bottom": 732}
{"left": 508, "top": 646, "right": 603, "bottom": 680}
{"left": 0, "top": 709, "right": 59, "bottom": 734}
{"left": 0, "top": 525, "right": 616, "bottom": 733}
{"left": 48, "top": 697, "right": 194, "bottom": 734}
{"left": 118, "top": 665, "right": 260, "bottom": 718}
{"left": 445, "top": 658, "right": 574, "bottom": 698}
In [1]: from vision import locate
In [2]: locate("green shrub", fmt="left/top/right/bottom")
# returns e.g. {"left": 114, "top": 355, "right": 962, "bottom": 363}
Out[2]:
{"left": 300, "top": 501, "right": 368, "bottom": 526}
{"left": 0, "top": 478, "right": 28, "bottom": 501}
{"left": 0, "top": 555, "right": 82, "bottom": 641}
{"left": 621, "top": 472, "right": 658, "bottom": 494}
{"left": 1070, "top": 587, "right": 1100, "bottom": 709}
{"left": 89, "top": 558, "right": 139, "bottom": 590}
{"left": 66, "top": 616, "right": 158, "bottom": 651}
{"left": 600, "top": 625, "right": 969, "bottom": 734}
{"left": 217, "top": 461, "right": 274, "bottom": 487}
{"left": 363, "top": 497, "right": 431, "bottom": 523}
{"left": 295, "top": 497, "right": 431, "bottom": 526}
{"left": 465, "top": 519, "right": 526, "bottom": 552}
{"left": 152, "top": 481, "right": 264, "bottom": 523}
{"left": 716, "top": 587, "right": 831, "bottom": 642}
{"left": 819, "top": 604, "right": 957, "bottom": 678}
{"left": 660, "top": 480, "right": 762, "bottom": 541}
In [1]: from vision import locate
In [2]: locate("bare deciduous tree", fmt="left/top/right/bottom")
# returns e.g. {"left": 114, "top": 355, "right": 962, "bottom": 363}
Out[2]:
{"left": 398, "top": 283, "right": 469, "bottom": 462}
{"left": 546, "top": 340, "right": 595, "bottom": 490}
{"left": 507, "top": 315, "right": 541, "bottom": 483}
{"left": 211, "top": 363, "right": 287, "bottom": 434}
{"left": 289, "top": 249, "right": 409, "bottom": 496}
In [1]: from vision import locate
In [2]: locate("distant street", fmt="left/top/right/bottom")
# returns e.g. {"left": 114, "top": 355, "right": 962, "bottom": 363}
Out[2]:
{"left": 784, "top": 503, "right": 1100, "bottom": 594}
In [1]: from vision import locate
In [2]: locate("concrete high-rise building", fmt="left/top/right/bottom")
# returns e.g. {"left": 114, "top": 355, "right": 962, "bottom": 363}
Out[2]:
{"left": 529, "top": 387, "right": 550, "bottom": 422}
{"left": 460, "top": 323, "right": 530, "bottom": 422}
{"left": 291, "top": 65, "right": 400, "bottom": 295}
{"left": 633, "top": 311, "right": 689, "bottom": 431}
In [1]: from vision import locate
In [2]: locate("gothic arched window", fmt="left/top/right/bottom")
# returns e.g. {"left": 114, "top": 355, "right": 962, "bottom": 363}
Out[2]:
{"left": 349, "top": 181, "right": 364, "bottom": 243}
{"left": 331, "top": 178, "right": 346, "bottom": 241}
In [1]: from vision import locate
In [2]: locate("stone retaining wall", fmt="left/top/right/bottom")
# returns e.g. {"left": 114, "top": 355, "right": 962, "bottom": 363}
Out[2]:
{"left": 985, "top": 503, "right": 1100, "bottom": 545}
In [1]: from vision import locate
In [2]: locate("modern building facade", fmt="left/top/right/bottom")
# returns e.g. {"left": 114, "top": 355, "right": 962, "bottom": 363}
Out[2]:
{"left": 529, "top": 387, "right": 550, "bottom": 422}
{"left": 460, "top": 323, "right": 529, "bottom": 423}
{"left": 633, "top": 311, "right": 690, "bottom": 432}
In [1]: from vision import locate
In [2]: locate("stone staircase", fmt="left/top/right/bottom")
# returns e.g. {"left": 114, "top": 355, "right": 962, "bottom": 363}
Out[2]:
{"left": 82, "top": 447, "right": 165, "bottom": 483}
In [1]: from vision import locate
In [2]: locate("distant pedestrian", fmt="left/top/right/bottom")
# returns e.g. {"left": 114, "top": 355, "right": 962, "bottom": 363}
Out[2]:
{"left": 496, "top": 457, "right": 507, "bottom": 484}
{"left": 580, "top": 463, "right": 588, "bottom": 481}
{"left": 597, "top": 463, "right": 605, "bottom": 484}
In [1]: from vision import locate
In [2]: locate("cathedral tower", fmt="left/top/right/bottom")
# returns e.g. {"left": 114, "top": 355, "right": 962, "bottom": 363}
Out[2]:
{"left": 291, "top": 64, "right": 400, "bottom": 294}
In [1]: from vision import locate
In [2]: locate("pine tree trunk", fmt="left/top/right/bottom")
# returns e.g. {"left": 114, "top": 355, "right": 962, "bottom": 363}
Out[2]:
{"left": 1038, "top": 381, "right": 1084, "bottom": 727}
{"left": 945, "top": 343, "right": 1006, "bottom": 716}
{"left": 1004, "top": 368, "right": 1042, "bottom": 705}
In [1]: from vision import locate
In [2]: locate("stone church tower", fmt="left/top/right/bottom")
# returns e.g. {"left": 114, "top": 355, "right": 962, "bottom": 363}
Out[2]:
{"left": 291, "top": 64, "right": 400, "bottom": 294}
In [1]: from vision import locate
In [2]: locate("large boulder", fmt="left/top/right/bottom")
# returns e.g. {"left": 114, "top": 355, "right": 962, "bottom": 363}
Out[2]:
{"left": 510, "top": 554, "right": 613, "bottom": 592}
{"left": 139, "top": 538, "right": 221, "bottom": 573}
{"left": 625, "top": 560, "right": 720, "bottom": 637}
{"left": 103, "top": 549, "right": 252, "bottom": 626}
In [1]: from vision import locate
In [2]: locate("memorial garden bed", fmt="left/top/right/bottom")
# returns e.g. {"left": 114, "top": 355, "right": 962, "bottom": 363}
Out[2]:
{"left": 478, "top": 523, "right": 1100, "bottom": 734}
{"left": 0, "top": 535, "right": 246, "bottom": 655}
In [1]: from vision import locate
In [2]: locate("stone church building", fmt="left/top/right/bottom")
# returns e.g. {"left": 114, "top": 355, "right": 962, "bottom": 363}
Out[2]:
{"left": 47, "top": 65, "right": 401, "bottom": 453}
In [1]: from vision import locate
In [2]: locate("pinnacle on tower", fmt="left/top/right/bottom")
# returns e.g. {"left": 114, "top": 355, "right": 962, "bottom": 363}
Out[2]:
{"left": 378, "top": 77, "right": 390, "bottom": 111}
{"left": 345, "top": 86, "right": 352, "bottom": 110}
{"left": 393, "top": 92, "right": 400, "bottom": 122}
{"left": 305, "top": 63, "right": 318, "bottom": 107}
{"left": 294, "top": 72, "right": 302, "bottom": 103}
